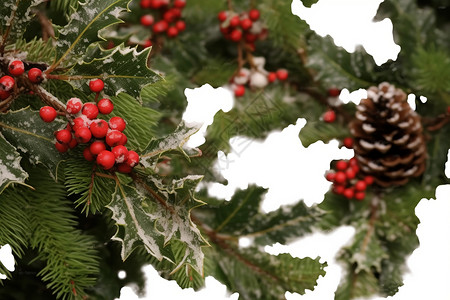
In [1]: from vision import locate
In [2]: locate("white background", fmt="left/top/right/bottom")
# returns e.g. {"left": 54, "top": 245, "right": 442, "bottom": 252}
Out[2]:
{"left": 1, "top": 0, "right": 449, "bottom": 299}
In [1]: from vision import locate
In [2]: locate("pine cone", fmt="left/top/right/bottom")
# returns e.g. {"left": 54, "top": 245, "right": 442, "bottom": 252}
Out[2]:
{"left": 350, "top": 82, "right": 427, "bottom": 187}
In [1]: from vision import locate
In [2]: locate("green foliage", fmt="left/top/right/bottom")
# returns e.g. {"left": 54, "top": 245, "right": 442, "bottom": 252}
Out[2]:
{"left": 299, "top": 119, "right": 350, "bottom": 147}
{"left": 0, "top": 132, "right": 29, "bottom": 194}
{"left": 0, "top": 107, "right": 66, "bottom": 176}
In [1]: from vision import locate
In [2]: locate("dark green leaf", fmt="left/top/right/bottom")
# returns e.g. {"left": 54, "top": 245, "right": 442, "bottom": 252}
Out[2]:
{"left": 0, "top": 107, "right": 66, "bottom": 176}
{"left": 0, "top": 132, "right": 29, "bottom": 194}
{"left": 299, "top": 119, "right": 350, "bottom": 147}
{"left": 51, "top": 0, "right": 130, "bottom": 69}
{"left": 107, "top": 174, "right": 207, "bottom": 275}
{"left": 67, "top": 44, "right": 162, "bottom": 100}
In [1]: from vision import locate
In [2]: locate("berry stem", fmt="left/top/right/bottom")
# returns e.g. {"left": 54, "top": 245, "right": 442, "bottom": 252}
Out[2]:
{"left": 226, "top": 0, "right": 233, "bottom": 11}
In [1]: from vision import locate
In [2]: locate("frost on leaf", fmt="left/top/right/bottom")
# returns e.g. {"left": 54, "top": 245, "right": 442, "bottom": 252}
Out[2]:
{"left": 0, "top": 108, "right": 66, "bottom": 177}
{"left": 0, "top": 0, "right": 45, "bottom": 44}
{"left": 0, "top": 132, "right": 29, "bottom": 194}
{"left": 68, "top": 44, "right": 162, "bottom": 100}
{"left": 107, "top": 175, "right": 207, "bottom": 274}
{"left": 141, "top": 121, "right": 202, "bottom": 168}
{"left": 53, "top": 0, "right": 130, "bottom": 68}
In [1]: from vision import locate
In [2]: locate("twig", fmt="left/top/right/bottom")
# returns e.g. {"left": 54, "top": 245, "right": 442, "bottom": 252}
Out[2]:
{"left": 35, "top": 10, "right": 55, "bottom": 41}
{"left": 227, "top": 0, "right": 233, "bottom": 11}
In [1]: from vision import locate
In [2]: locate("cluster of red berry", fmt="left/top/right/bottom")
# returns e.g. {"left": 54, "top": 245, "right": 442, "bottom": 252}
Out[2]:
{"left": 139, "top": 0, "right": 186, "bottom": 47}
{"left": 231, "top": 67, "right": 288, "bottom": 97}
{"left": 325, "top": 157, "right": 374, "bottom": 201}
{"left": 38, "top": 79, "right": 139, "bottom": 173}
{"left": 217, "top": 9, "right": 267, "bottom": 49}
{"left": 0, "top": 60, "right": 43, "bottom": 99}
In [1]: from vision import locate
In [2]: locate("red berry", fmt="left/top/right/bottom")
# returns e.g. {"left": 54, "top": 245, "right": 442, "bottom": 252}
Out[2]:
{"left": 354, "top": 191, "right": 366, "bottom": 201}
{"left": 89, "top": 140, "right": 106, "bottom": 155}
{"left": 173, "top": 0, "right": 186, "bottom": 8}
{"left": 140, "top": 14, "right": 154, "bottom": 26}
{"left": 153, "top": 20, "right": 169, "bottom": 33}
{"left": 355, "top": 180, "right": 367, "bottom": 191}
{"left": 175, "top": 20, "right": 186, "bottom": 32}
{"left": 335, "top": 160, "right": 348, "bottom": 171}
{"left": 267, "top": 72, "right": 277, "bottom": 83}
{"left": 127, "top": 151, "right": 140, "bottom": 167}
{"left": 55, "top": 129, "right": 72, "bottom": 144}
{"left": 234, "top": 85, "right": 245, "bottom": 97}
{"left": 349, "top": 157, "right": 358, "bottom": 166}
{"left": 229, "top": 29, "right": 242, "bottom": 42}
{"left": 143, "top": 39, "right": 152, "bottom": 48}
{"left": 240, "top": 18, "right": 253, "bottom": 31}
{"left": 345, "top": 168, "right": 356, "bottom": 180}
{"left": 328, "top": 87, "right": 341, "bottom": 97}
{"left": 55, "top": 142, "right": 69, "bottom": 153}
{"left": 8, "top": 60, "right": 25, "bottom": 76}
{"left": 447, "top": 106, "right": 450, "bottom": 114}
{"left": 66, "top": 98, "right": 83, "bottom": 114}
{"left": 82, "top": 103, "right": 99, "bottom": 119}
{"left": 109, "top": 116, "right": 126, "bottom": 132}
{"left": 112, "top": 145, "right": 129, "bottom": 163}
{"left": 244, "top": 32, "right": 257, "bottom": 43}
{"left": 106, "top": 130, "right": 124, "bottom": 147}
{"left": 119, "top": 133, "right": 128, "bottom": 146}
{"left": 334, "top": 171, "right": 346, "bottom": 184}
{"left": 217, "top": 11, "right": 227, "bottom": 22}
{"left": 0, "top": 75, "right": 15, "bottom": 91}
{"left": 276, "top": 69, "right": 288, "bottom": 81}
{"left": 322, "top": 110, "right": 336, "bottom": 123}
{"left": 90, "top": 119, "right": 109, "bottom": 138}
{"left": 96, "top": 150, "right": 116, "bottom": 170}
{"left": 364, "top": 175, "right": 374, "bottom": 185}
{"left": 163, "top": 10, "right": 176, "bottom": 23}
{"left": 351, "top": 164, "right": 360, "bottom": 173}
{"left": 83, "top": 147, "right": 95, "bottom": 161}
{"left": 68, "top": 138, "right": 78, "bottom": 149}
{"left": 343, "top": 188, "right": 354, "bottom": 199}
{"left": 248, "top": 9, "right": 260, "bottom": 21}
{"left": 74, "top": 127, "right": 92, "bottom": 143}
{"left": 333, "top": 184, "right": 345, "bottom": 195}
{"left": 117, "top": 163, "right": 132, "bottom": 173}
{"left": 72, "top": 117, "right": 87, "bottom": 132}
{"left": 0, "top": 90, "right": 10, "bottom": 100}
{"left": 97, "top": 98, "right": 114, "bottom": 115}
{"left": 167, "top": 27, "right": 179, "bottom": 38}
{"left": 140, "top": 0, "right": 152, "bottom": 9}
{"left": 325, "top": 172, "right": 335, "bottom": 182}
{"left": 89, "top": 79, "right": 104, "bottom": 93}
{"left": 229, "top": 15, "right": 240, "bottom": 27}
{"left": 39, "top": 106, "right": 57, "bottom": 123}
{"left": 343, "top": 137, "right": 353, "bottom": 149}
{"left": 28, "top": 68, "right": 43, "bottom": 83}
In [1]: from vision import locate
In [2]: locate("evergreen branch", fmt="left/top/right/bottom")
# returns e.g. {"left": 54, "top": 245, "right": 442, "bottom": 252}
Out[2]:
{"left": 0, "top": 0, "right": 19, "bottom": 54}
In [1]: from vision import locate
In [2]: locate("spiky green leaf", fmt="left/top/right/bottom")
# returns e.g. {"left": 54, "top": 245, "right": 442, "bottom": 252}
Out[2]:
{"left": 0, "top": 132, "right": 29, "bottom": 194}
{"left": 299, "top": 119, "right": 350, "bottom": 147}
{"left": 51, "top": 0, "right": 130, "bottom": 69}
{"left": 0, "top": 108, "right": 66, "bottom": 176}
{"left": 67, "top": 45, "right": 162, "bottom": 100}
{"left": 107, "top": 174, "right": 207, "bottom": 275}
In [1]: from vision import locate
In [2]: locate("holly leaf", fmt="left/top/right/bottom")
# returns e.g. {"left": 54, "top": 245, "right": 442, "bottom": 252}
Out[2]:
{"left": 307, "top": 36, "right": 377, "bottom": 91}
{"left": 0, "top": 107, "right": 66, "bottom": 176}
{"left": 0, "top": 132, "right": 29, "bottom": 194}
{"left": 205, "top": 245, "right": 326, "bottom": 300}
{"left": 67, "top": 44, "right": 162, "bottom": 100}
{"left": 140, "top": 121, "right": 202, "bottom": 166}
{"left": 51, "top": 0, "right": 130, "bottom": 69}
{"left": 107, "top": 174, "right": 207, "bottom": 275}
{"left": 0, "top": 0, "right": 45, "bottom": 45}
{"left": 299, "top": 119, "right": 350, "bottom": 147}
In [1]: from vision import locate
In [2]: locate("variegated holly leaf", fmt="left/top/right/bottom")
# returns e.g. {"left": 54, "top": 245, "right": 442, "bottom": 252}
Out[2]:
{"left": 140, "top": 121, "right": 202, "bottom": 167}
{"left": 0, "top": 0, "right": 45, "bottom": 44}
{"left": 50, "top": 0, "right": 130, "bottom": 70}
{"left": 107, "top": 174, "right": 207, "bottom": 274}
{"left": 0, "top": 132, "right": 29, "bottom": 194}
{"left": 67, "top": 44, "right": 162, "bottom": 100}
{"left": 0, "top": 107, "right": 66, "bottom": 176}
